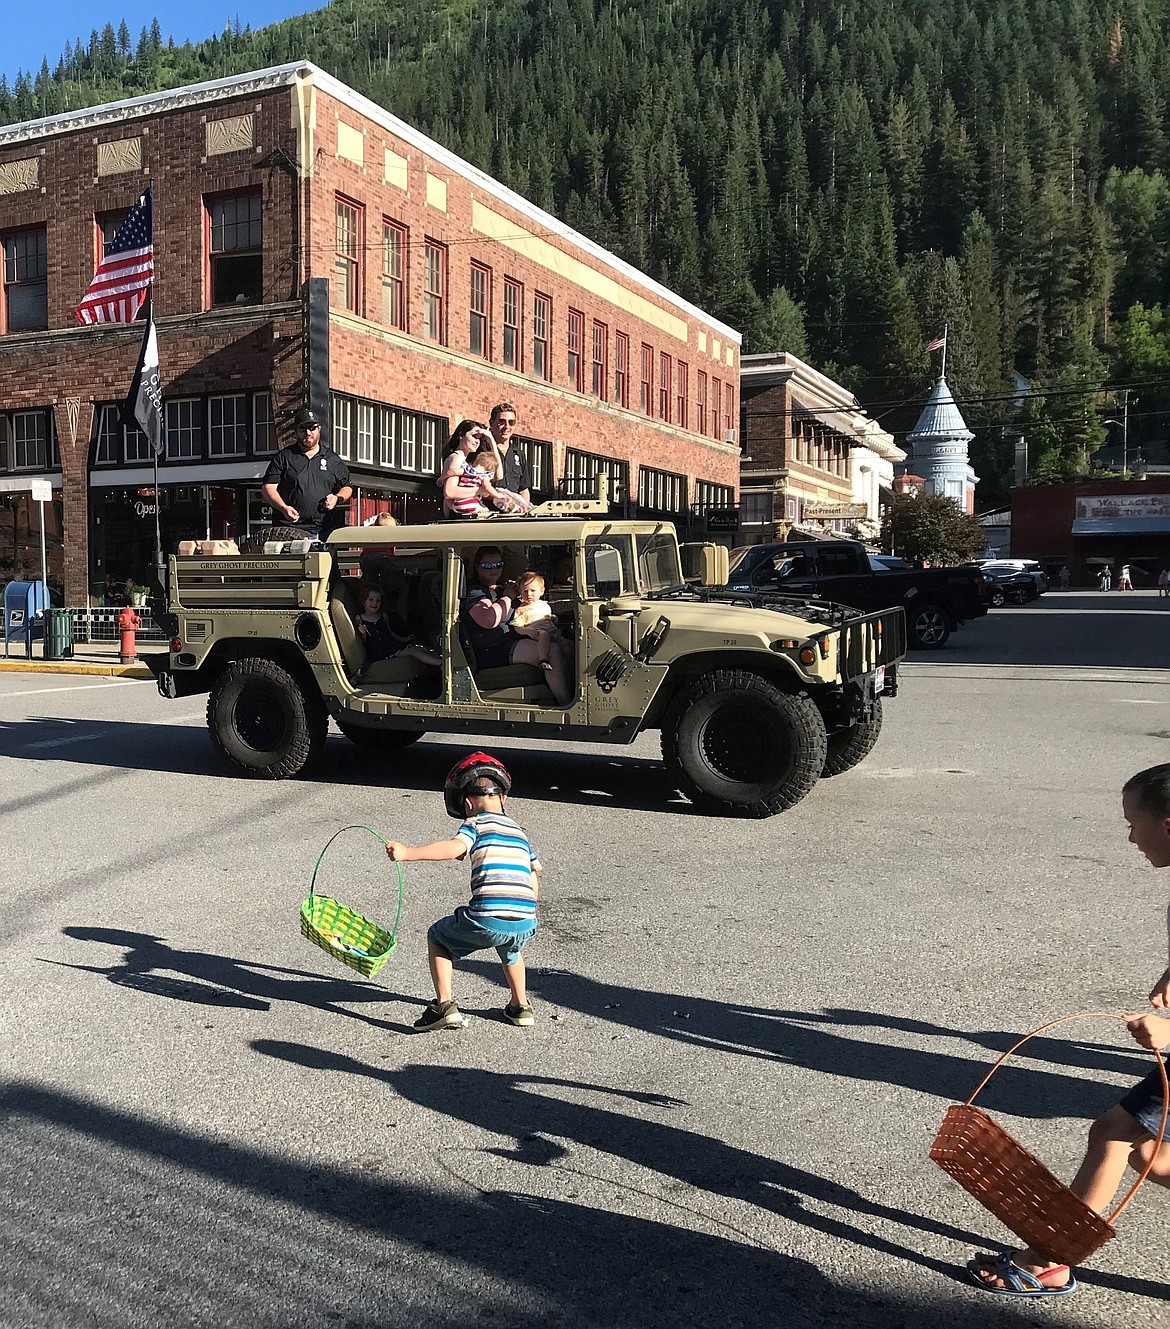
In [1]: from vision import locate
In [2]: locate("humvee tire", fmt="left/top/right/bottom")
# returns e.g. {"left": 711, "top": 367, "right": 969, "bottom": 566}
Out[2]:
{"left": 207, "top": 657, "right": 327, "bottom": 778}
{"left": 662, "top": 669, "right": 827, "bottom": 817}
{"left": 907, "top": 603, "right": 950, "bottom": 649}
{"left": 821, "top": 698, "right": 883, "bottom": 778}
{"left": 336, "top": 721, "right": 425, "bottom": 750}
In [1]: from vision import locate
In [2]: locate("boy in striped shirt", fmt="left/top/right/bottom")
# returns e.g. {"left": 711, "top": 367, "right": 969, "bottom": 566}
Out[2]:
{"left": 386, "top": 753, "right": 541, "bottom": 1031}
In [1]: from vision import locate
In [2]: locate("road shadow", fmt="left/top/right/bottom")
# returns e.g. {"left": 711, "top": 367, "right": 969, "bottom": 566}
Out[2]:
{"left": 53, "top": 925, "right": 418, "bottom": 1029}
{"left": 0, "top": 1078, "right": 1088, "bottom": 1329}
{"left": 254, "top": 1042, "right": 983, "bottom": 1270}
{"left": 474, "top": 967, "right": 1146, "bottom": 1121}
{"left": 0, "top": 715, "right": 697, "bottom": 815}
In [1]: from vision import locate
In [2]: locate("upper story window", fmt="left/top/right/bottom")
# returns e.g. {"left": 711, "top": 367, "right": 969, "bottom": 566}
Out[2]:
{"left": 533, "top": 292, "right": 551, "bottom": 380}
{"left": 676, "top": 361, "right": 688, "bottom": 430}
{"left": 208, "top": 394, "right": 248, "bottom": 458}
{"left": 658, "top": 352, "right": 671, "bottom": 422}
{"left": 333, "top": 197, "right": 363, "bottom": 315}
{"left": 711, "top": 377, "right": 721, "bottom": 437}
{"left": 638, "top": 464, "right": 687, "bottom": 514}
{"left": 6, "top": 409, "right": 51, "bottom": 470}
{"left": 591, "top": 321, "right": 607, "bottom": 399}
{"left": 614, "top": 332, "right": 629, "bottom": 409}
{"left": 567, "top": 309, "right": 584, "bottom": 392}
{"left": 640, "top": 344, "right": 653, "bottom": 415}
{"left": 93, "top": 404, "right": 121, "bottom": 466}
{"left": 207, "top": 191, "right": 262, "bottom": 307}
{"left": 424, "top": 239, "right": 447, "bottom": 344}
{"left": 697, "top": 371, "right": 707, "bottom": 433}
{"left": 381, "top": 220, "right": 407, "bottom": 330}
{"left": 503, "top": 278, "right": 522, "bottom": 369}
{"left": 470, "top": 261, "right": 490, "bottom": 358}
{"left": 724, "top": 386, "right": 735, "bottom": 440}
{"left": 165, "top": 399, "right": 203, "bottom": 461}
{"left": 252, "top": 393, "right": 277, "bottom": 455}
{"left": 97, "top": 211, "right": 128, "bottom": 261}
{"left": 3, "top": 227, "right": 47, "bottom": 333}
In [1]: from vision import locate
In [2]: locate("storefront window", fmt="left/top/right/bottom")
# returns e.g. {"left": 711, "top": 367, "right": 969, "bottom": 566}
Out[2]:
{"left": 356, "top": 401, "right": 375, "bottom": 464}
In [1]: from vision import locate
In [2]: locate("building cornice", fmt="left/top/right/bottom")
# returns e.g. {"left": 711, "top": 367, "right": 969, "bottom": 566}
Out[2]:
{"left": 0, "top": 61, "right": 740, "bottom": 347}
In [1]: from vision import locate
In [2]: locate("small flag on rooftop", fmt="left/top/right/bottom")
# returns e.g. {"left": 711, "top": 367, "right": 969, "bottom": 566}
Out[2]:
{"left": 76, "top": 188, "right": 154, "bottom": 325}
{"left": 926, "top": 333, "right": 947, "bottom": 353}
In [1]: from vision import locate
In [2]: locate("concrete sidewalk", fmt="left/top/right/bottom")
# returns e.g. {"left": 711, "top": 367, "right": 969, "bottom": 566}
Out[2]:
{"left": 0, "top": 638, "right": 160, "bottom": 679}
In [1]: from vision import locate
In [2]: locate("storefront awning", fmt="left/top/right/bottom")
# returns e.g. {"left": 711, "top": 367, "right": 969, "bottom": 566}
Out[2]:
{"left": 1071, "top": 517, "right": 1170, "bottom": 535}
{"left": 790, "top": 386, "right": 859, "bottom": 437}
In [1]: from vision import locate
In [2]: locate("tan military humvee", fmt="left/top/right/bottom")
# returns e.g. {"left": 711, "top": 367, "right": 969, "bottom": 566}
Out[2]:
{"left": 152, "top": 501, "right": 905, "bottom": 816}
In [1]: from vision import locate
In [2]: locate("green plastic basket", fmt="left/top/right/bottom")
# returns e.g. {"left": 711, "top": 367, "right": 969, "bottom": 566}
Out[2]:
{"left": 299, "top": 824, "right": 404, "bottom": 979}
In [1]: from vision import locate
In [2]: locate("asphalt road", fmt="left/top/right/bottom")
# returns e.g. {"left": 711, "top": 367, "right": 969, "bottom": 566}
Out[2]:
{"left": 1, "top": 591, "right": 1168, "bottom": 1328}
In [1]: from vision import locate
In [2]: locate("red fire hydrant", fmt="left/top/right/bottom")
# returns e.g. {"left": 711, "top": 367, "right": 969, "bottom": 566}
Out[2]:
{"left": 118, "top": 604, "right": 140, "bottom": 663}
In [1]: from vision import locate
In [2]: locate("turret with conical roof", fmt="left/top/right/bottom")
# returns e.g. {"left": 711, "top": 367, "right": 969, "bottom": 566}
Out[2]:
{"left": 904, "top": 376, "right": 978, "bottom": 511}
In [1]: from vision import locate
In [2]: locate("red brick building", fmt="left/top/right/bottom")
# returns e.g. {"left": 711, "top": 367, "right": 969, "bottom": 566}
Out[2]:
{"left": 1011, "top": 479, "right": 1170, "bottom": 585}
{"left": 0, "top": 62, "right": 741, "bottom": 603}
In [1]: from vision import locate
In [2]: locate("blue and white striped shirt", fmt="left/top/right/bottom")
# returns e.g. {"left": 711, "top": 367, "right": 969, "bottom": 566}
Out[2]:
{"left": 455, "top": 812, "right": 541, "bottom": 922}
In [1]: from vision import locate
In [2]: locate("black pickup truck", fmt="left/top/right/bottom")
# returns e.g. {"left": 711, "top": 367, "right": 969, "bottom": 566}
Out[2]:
{"left": 725, "top": 540, "right": 987, "bottom": 649}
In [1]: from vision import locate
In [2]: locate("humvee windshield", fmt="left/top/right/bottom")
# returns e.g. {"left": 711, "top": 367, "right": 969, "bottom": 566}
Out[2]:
{"left": 582, "top": 529, "right": 683, "bottom": 598}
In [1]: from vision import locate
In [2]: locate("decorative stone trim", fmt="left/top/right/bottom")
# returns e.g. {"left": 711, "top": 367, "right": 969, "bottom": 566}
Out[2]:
{"left": 206, "top": 113, "right": 255, "bottom": 156}
{"left": 0, "top": 156, "right": 39, "bottom": 194}
{"left": 96, "top": 137, "right": 142, "bottom": 176}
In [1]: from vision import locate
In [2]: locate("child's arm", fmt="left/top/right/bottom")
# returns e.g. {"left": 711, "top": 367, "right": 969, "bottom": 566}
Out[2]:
{"left": 1126, "top": 1010, "right": 1170, "bottom": 1051}
{"left": 385, "top": 837, "right": 466, "bottom": 862}
{"left": 1149, "top": 967, "right": 1170, "bottom": 1008}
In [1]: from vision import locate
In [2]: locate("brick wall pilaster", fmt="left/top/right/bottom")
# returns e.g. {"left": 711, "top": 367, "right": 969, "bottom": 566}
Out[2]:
{"left": 53, "top": 398, "right": 93, "bottom": 604}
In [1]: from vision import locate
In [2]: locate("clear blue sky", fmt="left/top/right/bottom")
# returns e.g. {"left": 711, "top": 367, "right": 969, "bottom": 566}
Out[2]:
{"left": 5, "top": 2, "right": 317, "bottom": 82}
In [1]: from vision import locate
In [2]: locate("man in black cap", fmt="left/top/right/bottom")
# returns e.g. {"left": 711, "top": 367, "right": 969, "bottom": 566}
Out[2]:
{"left": 262, "top": 407, "right": 352, "bottom": 539}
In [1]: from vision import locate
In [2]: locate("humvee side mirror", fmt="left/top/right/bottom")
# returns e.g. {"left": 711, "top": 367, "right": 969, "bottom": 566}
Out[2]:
{"left": 589, "top": 545, "right": 625, "bottom": 598}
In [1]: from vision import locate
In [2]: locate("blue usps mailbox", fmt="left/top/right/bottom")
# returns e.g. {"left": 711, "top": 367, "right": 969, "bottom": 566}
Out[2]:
{"left": 3, "top": 580, "right": 47, "bottom": 657}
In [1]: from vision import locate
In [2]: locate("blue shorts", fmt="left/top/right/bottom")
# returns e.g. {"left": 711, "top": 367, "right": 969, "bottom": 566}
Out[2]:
{"left": 1119, "top": 1068, "right": 1168, "bottom": 1138}
{"left": 428, "top": 906, "right": 536, "bottom": 967}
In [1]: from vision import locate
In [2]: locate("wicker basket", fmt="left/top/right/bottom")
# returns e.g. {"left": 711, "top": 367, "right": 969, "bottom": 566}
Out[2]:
{"left": 299, "top": 824, "right": 404, "bottom": 979}
{"left": 930, "top": 1012, "right": 1168, "bottom": 1265}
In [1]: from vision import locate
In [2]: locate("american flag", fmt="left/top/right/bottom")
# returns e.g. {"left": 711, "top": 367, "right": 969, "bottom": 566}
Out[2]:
{"left": 76, "top": 188, "right": 154, "bottom": 325}
{"left": 925, "top": 333, "right": 947, "bottom": 352}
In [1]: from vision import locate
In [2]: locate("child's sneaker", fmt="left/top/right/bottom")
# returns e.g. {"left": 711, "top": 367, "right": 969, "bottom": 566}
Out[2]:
{"left": 413, "top": 999, "right": 462, "bottom": 1032}
{"left": 504, "top": 1000, "right": 534, "bottom": 1027}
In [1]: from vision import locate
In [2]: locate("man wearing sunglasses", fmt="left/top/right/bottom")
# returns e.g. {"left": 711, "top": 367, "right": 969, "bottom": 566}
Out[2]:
{"left": 489, "top": 402, "right": 530, "bottom": 506}
{"left": 262, "top": 406, "right": 352, "bottom": 540}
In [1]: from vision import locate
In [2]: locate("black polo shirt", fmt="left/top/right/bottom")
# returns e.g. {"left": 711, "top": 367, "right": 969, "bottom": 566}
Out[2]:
{"left": 263, "top": 444, "right": 350, "bottom": 534}
{"left": 496, "top": 442, "right": 530, "bottom": 496}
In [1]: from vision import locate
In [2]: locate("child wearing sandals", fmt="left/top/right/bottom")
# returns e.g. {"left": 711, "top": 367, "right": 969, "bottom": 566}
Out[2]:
{"left": 969, "top": 761, "right": 1170, "bottom": 1300}
{"left": 510, "top": 571, "right": 560, "bottom": 671}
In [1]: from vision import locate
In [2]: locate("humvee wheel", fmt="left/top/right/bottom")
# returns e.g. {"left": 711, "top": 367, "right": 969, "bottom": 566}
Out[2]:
{"left": 821, "top": 698, "right": 883, "bottom": 778}
{"left": 336, "top": 721, "right": 424, "bottom": 750}
{"left": 207, "top": 658, "right": 327, "bottom": 778}
{"left": 662, "top": 669, "right": 827, "bottom": 817}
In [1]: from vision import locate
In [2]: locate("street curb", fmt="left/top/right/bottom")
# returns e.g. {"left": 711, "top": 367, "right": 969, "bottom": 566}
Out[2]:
{"left": 0, "top": 659, "right": 154, "bottom": 679}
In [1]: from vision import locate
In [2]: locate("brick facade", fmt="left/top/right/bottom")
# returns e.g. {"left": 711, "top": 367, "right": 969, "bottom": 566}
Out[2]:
{"left": 0, "top": 63, "right": 740, "bottom": 603}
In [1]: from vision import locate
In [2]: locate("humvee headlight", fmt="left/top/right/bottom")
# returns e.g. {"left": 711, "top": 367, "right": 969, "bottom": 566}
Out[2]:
{"left": 171, "top": 638, "right": 182, "bottom": 652}
{"left": 798, "top": 646, "right": 817, "bottom": 666}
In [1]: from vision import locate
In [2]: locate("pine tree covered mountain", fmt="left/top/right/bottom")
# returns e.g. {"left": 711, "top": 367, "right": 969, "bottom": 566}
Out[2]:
{"left": 4, "top": 0, "right": 1170, "bottom": 501}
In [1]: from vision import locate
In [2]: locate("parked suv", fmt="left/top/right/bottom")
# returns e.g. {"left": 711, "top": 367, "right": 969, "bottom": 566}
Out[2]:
{"left": 148, "top": 505, "right": 906, "bottom": 818}
{"left": 975, "top": 560, "right": 1046, "bottom": 605}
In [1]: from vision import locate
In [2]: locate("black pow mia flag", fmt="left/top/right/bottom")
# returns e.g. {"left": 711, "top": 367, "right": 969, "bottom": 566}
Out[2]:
{"left": 122, "top": 292, "right": 163, "bottom": 456}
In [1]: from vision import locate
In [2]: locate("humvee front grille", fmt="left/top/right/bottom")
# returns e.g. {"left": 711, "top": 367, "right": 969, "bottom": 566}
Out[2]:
{"left": 839, "top": 608, "right": 906, "bottom": 678}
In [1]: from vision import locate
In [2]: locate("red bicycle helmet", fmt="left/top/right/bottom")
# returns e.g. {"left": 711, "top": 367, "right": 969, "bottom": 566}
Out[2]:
{"left": 443, "top": 751, "right": 513, "bottom": 818}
